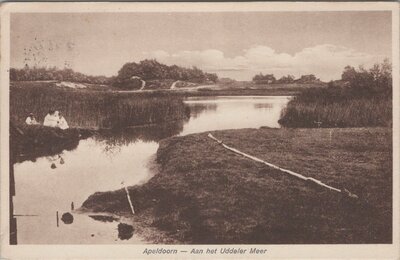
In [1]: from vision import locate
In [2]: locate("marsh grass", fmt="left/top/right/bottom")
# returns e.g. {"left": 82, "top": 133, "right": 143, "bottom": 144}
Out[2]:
{"left": 279, "top": 87, "right": 392, "bottom": 128}
{"left": 10, "top": 84, "right": 189, "bottom": 129}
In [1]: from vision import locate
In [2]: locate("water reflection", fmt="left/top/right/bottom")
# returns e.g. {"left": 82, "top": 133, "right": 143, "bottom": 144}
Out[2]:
{"left": 89, "top": 215, "right": 118, "bottom": 223}
{"left": 93, "top": 120, "right": 187, "bottom": 157}
{"left": 94, "top": 120, "right": 186, "bottom": 146}
{"left": 182, "top": 96, "right": 291, "bottom": 135}
{"left": 12, "top": 96, "right": 290, "bottom": 244}
{"left": 254, "top": 103, "right": 273, "bottom": 109}
{"left": 13, "top": 137, "right": 154, "bottom": 244}
{"left": 16, "top": 138, "right": 79, "bottom": 164}
{"left": 47, "top": 153, "right": 65, "bottom": 170}
{"left": 188, "top": 103, "right": 218, "bottom": 119}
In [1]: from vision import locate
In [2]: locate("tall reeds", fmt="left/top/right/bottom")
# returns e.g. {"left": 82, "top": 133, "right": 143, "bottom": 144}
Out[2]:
{"left": 10, "top": 84, "right": 189, "bottom": 129}
{"left": 279, "top": 88, "right": 392, "bottom": 128}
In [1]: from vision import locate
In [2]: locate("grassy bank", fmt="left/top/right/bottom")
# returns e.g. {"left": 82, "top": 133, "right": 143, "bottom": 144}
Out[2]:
{"left": 11, "top": 83, "right": 189, "bottom": 129}
{"left": 81, "top": 127, "right": 392, "bottom": 244}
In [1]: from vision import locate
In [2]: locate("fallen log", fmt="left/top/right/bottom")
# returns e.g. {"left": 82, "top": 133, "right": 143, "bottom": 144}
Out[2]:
{"left": 208, "top": 133, "right": 358, "bottom": 199}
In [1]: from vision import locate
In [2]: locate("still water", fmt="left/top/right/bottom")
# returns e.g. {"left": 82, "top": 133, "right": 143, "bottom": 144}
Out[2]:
{"left": 13, "top": 96, "right": 290, "bottom": 244}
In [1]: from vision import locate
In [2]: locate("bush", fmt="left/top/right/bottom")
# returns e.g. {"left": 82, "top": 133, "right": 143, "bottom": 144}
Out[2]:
{"left": 113, "top": 59, "right": 218, "bottom": 89}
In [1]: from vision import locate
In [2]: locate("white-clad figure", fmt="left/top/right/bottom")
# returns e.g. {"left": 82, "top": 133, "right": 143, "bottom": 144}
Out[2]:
{"left": 57, "top": 111, "right": 69, "bottom": 130}
{"left": 43, "top": 110, "right": 58, "bottom": 127}
{"left": 25, "top": 113, "right": 39, "bottom": 125}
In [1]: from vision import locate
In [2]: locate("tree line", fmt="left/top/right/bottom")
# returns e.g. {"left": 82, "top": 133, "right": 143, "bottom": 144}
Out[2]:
{"left": 9, "top": 59, "right": 218, "bottom": 88}
{"left": 290, "top": 60, "right": 392, "bottom": 104}
{"left": 252, "top": 73, "right": 320, "bottom": 84}
{"left": 337, "top": 59, "right": 392, "bottom": 97}
{"left": 10, "top": 65, "right": 110, "bottom": 85}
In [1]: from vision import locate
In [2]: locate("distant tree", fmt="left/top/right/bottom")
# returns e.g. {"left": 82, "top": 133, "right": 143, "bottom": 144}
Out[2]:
{"left": 168, "top": 65, "right": 182, "bottom": 79}
{"left": 296, "top": 74, "right": 318, "bottom": 83}
{"left": 369, "top": 59, "right": 392, "bottom": 91}
{"left": 252, "top": 73, "right": 276, "bottom": 84}
{"left": 265, "top": 74, "right": 276, "bottom": 83}
{"left": 205, "top": 72, "right": 218, "bottom": 83}
{"left": 341, "top": 66, "right": 357, "bottom": 82}
{"left": 137, "top": 59, "right": 169, "bottom": 80}
{"left": 348, "top": 60, "right": 391, "bottom": 96}
{"left": 253, "top": 73, "right": 262, "bottom": 81}
{"left": 55, "top": 73, "right": 64, "bottom": 81}
{"left": 335, "top": 60, "right": 392, "bottom": 97}
{"left": 277, "top": 75, "right": 295, "bottom": 84}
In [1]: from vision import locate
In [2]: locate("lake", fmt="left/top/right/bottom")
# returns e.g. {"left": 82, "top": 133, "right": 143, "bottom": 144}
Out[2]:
{"left": 12, "top": 96, "right": 291, "bottom": 244}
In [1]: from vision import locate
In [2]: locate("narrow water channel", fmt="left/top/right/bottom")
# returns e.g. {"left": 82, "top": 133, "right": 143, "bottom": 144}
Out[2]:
{"left": 13, "top": 96, "right": 290, "bottom": 244}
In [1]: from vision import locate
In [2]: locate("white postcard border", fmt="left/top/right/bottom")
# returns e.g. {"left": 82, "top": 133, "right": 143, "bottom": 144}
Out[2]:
{"left": 1, "top": 2, "right": 399, "bottom": 259}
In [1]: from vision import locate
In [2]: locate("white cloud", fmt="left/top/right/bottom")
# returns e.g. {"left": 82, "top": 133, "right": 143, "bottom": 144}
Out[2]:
{"left": 146, "top": 44, "right": 384, "bottom": 81}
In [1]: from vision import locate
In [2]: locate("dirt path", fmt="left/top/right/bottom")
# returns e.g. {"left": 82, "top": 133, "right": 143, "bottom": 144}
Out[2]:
{"left": 170, "top": 80, "right": 179, "bottom": 89}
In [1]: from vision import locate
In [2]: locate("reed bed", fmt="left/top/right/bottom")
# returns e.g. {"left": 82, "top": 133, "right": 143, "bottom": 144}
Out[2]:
{"left": 10, "top": 85, "right": 189, "bottom": 129}
{"left": 279, "top": 88, "right": 392, "bottom": 128}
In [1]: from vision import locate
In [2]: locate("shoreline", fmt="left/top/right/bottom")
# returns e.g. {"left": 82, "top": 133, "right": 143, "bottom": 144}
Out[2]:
{"left": 76, "top": 152, "right": 178, "bottom": 244}
{"left": 11, "top": 80, "right": 324, "bottom": 97}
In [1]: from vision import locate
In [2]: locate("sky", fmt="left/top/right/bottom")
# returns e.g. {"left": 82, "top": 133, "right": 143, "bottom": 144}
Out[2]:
{"left": 11, "top": 12, "right": 392, "bottom": 81}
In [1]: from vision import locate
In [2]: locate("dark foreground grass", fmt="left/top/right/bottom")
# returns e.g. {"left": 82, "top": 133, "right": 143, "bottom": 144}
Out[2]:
{"left": 81, "top": 127, "right": 392, "bottom": 244}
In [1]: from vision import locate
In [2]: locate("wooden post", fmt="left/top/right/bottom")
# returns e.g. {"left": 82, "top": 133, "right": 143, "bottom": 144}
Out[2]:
{"left": 10, "top": 150, "right": 17, "bottom": 245}
{"left": 10, "top": 216, "right": 17, "bottom": 245}
{"left": 71, "top": 202, "right": 74, "bottom": 211}
{"left": 56, "top": 211, "right": 59, "bottom": 227}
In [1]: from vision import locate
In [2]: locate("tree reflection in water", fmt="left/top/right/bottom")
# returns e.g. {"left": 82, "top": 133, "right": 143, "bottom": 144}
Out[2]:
{"left": 254, "top": 103, "right": 273, "bottom": 110}
{"left": 93, "top": 119, "right": 187, "bottom": 156}
{"left": 187, "top": 103, "right": 217, "bottom": 119}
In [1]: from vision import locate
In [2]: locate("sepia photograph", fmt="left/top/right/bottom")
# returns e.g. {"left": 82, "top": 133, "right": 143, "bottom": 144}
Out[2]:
{"left": 0, "top": 2, "right": 399, "bottom": 259}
